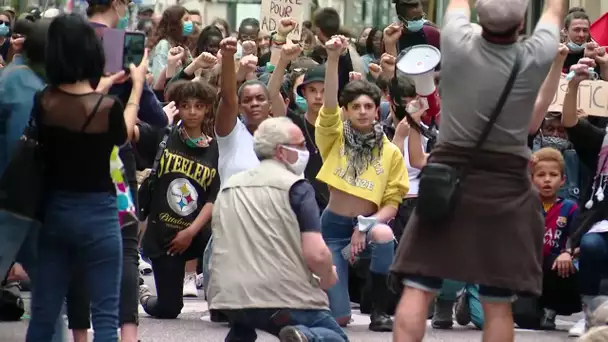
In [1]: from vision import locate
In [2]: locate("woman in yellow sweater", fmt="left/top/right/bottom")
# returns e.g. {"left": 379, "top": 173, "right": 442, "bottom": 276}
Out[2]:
{"left": 315, "top": 35, "right": 409, "bottom": 332}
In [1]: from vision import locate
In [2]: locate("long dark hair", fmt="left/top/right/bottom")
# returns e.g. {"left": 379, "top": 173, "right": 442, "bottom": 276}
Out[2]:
{"left": 147, "top": 5, "right": 188, "bottom": 49}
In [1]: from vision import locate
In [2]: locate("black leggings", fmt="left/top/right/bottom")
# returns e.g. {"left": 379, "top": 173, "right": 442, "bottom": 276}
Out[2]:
{"left": 141, "top": 254, "right": 186, "bottom": 319}
{"left": 66, "top": 222, "right": 140, "bottom": 329}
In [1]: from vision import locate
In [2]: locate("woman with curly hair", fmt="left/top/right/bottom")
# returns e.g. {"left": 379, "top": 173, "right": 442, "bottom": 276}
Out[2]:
{"left": 148, "top": 5, "right": 195, "bottom": 84}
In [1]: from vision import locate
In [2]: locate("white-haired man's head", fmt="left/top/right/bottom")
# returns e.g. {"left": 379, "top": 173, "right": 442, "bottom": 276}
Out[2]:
{"left": 253, "top": 117, "right": 310, "bottom": 175}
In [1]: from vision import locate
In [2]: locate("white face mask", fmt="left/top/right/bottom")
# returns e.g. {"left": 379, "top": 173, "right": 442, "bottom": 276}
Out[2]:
{"left": 280, "top": 145, "right": 310, "bottom": 176}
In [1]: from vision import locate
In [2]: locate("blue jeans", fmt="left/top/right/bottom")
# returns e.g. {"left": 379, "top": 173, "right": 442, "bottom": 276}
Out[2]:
{"left": 321, "top": 210, "right": 394, "bottom": 319}
{"left": 0, "top": 212, "right": 66, "bottom": 342}
{"left": 26, "top": 192, "right": 123, "bottom": 342}
{"left": 439, "top": 280, "right": 484, "bottom": 328}
{"left": 579, "top": 232, "right": 608, "bottom": 296}
{"left": 223, "top": 308, "right": 348, "bottom": 342}
{"left": 405, "top": 275, "right": 515, "bottom": 303}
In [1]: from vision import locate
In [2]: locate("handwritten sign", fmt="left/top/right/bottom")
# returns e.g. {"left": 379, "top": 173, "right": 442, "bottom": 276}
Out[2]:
{"left": 260, "top": 0, "right": 309, "bottom": 41}
{"left": 548, "top": 77, "right": 608, "bottom": 117}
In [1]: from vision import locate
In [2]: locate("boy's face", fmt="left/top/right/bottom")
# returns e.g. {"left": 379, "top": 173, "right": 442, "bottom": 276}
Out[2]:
{"left": 344, "top": 95, "right": 378, "bottom": 132}
{"left": 532, "top": 160, "right": 565, "bottom": 199}
{"left": 302, "top": 81, "right": 325, "bottom": 114}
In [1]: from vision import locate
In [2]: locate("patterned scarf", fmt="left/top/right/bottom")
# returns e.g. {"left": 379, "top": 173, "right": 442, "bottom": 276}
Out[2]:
{"left": 342, "top": 120, "right": 384, "bottom": 179}
{"left": 585, "top": 127, "right": 608, "bottom": 209}
{"left": 110, "top": 146, "right": 137, "bottom": 229}
{"left": 178, "top": 126, "right": 211, "bottom": 148}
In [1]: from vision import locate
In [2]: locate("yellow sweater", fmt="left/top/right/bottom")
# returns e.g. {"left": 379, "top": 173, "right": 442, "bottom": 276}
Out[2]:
{"left": 314, "top": 105, "right": 409, "bottom": 208}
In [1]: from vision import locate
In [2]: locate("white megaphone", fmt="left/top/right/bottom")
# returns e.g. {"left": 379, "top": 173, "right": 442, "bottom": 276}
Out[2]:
{"left": 395, "top": 45, "right": 441, "bottom": 126}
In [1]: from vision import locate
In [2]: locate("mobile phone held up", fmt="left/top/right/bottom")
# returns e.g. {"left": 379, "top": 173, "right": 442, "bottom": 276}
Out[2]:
{"left": 101, "top": 29, "right": 146, "bottom": 74}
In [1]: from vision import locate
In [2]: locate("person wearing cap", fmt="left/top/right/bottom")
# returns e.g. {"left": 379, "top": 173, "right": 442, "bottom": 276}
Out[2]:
{"left": 287, "top": 65, "right": 328, "bottom": 211}
{"left": 390, "top": 0, "right": 565, "bottom": 340}
{"left": 137, "top": 5, "right": 154, "bottom": 21}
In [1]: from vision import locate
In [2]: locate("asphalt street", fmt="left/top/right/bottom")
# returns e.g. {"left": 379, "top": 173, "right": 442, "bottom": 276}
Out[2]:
{"left": 0, "top": 274, "right": 582, "bottom": 341}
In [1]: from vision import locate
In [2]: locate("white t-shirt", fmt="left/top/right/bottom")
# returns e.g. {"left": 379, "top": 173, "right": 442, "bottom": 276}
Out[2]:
{"left": 403, "top": 135, "right": 428, "bottom": 197}
{"left": 217, "top": 119, "right": 260, "bottom": 188}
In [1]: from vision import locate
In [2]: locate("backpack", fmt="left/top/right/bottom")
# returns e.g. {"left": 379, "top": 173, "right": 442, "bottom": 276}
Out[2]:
{"left": 0, "top": 283, "right": 24, "bottom": 321}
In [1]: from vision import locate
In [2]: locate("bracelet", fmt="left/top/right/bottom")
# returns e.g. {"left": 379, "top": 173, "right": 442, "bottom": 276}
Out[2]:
{"left": 126, "top": 102, "right": 140, "bottom": 111}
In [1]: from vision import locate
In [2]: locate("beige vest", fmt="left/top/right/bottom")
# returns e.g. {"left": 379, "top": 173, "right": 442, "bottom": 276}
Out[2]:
{"left": 207, "top": 159, "right": 329, "bottom": 310}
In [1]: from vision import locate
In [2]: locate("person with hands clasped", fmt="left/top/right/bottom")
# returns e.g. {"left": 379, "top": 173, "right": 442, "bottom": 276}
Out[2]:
{"left": 527, "top": 147, "right": 581, "bottom": 331}
{"left": 315, "top": 35, "right": 409, "bottom": 332}
{"left": 24, "top": 14, "right": 148, "bottom": 342}
{"left": 560, "top": 57, "right": 608, "bottom": 335}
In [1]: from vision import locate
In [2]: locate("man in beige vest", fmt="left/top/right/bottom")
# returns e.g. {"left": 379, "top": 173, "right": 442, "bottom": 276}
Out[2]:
{"left": 207, "top": 117, "right": 349, "bottom": 342}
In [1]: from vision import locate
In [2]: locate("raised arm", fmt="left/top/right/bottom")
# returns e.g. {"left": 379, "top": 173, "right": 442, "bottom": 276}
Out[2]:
{"left": 215, "top": 37, "right": 239, "bottom": 138}
{"left": 537, "top": 0, "right": 566, "bottom": 28}
{"left": 315, "top": 35, "right": 348, "bottom": 159}
{"left": 562, "top": 58, "right": 595, "bottom": 128}
{"left": 267, "top": 43, "right": 302, "bottom": 118}
{"left": 529, "top": 44, "right": 568, "bottom": 133}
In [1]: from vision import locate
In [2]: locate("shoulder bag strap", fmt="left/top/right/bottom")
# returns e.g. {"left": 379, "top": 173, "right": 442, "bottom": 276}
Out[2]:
{"left": 80, "top": 94, "right": 105, "bottom": 132}
{"left": 149, "top": 126, "right": 172, "bottom": 178}
{"left": 472, "top": 47, "right": 523, "bottom": 150}
{"left": 457, "top": 47, "right": 524, "bottom": 181}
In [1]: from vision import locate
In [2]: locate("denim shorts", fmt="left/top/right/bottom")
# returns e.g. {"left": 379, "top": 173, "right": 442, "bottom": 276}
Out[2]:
{"left": 404, "top": 275, "right": 515, "bottom": 303}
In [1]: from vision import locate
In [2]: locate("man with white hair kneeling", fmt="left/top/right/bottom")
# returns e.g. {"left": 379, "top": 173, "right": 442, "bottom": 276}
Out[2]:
{"left": 207, "top": 117, "right": 349, "bottom": 342}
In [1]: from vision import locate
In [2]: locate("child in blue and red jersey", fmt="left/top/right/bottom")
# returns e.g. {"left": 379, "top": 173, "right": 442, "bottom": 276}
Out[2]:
{"left": 530, "top": 147, "right": 581, "bottom": 330}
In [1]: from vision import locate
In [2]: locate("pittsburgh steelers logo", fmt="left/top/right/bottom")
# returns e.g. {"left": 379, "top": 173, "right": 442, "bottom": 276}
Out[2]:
{"left": 167, "top": 178, "right": 198, "bottom": 216}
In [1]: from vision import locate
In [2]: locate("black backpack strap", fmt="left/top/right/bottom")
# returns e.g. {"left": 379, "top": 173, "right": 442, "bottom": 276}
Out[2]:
{"left": 149, "top": 126, "right": 172, "bottom": 178}
{"left": 81, "top": 94, "right": 105, "bottom": 132}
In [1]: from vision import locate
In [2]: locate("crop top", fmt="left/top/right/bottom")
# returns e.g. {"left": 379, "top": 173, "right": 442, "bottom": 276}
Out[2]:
{"left": 314, "top": 105, "right": 409, "bottom": 208}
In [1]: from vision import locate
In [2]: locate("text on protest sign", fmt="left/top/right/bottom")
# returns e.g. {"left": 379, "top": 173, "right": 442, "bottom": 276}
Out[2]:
{"left": 260, "top": 0, "right": 308, "bottom": 41}
{"left": 548, "top": 77, "right": 608, "bottom": 117}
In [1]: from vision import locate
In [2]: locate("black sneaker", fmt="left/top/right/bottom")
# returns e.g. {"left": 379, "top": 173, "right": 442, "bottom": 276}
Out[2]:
{"left": 431, "top": 298, "right": 454, "bottom": 329}
{"left": 454, "top": 293, "right": 471, "bottom": 326}
{"left": 369, "top": 312, "right": 393, "bottom": 332}
{"left": 540, "top": 308, "right": 556, "bottom": 330}
{"left": 278, "top": 326, "right": 308, "bottom": 342}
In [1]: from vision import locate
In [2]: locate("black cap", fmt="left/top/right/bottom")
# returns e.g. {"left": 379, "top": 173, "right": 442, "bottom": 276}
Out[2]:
{"left": 138, "top": 5, "right": 154, "bottom": 14}
{"left": 296, "top": 65, "right": 326, "bottom": 97}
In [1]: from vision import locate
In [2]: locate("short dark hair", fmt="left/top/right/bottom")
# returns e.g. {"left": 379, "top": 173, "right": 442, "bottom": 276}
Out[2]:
{"left": 237, "top": 80, "right": 269, "bottom": 103}
{"left": 565, "top": 10, "right": 590, "bottom": 29}
{"left": 339, "top": 80, "right": 382, "bottom": 108}
{"left": 46, "top": 14, "right": 104, "bottom": 86}
{"left": 188, "top": 9, "right": 200, "bottom": 16}
{"left": 313, "top": 8, "right": 340, "bottom": 37}
{"left": 388, "top": 75, "right": 416, "bottom": 105}
{"left": 23, "top": 18, "right": 52, "bottom": 66}
{"left": 568, "top": 6, "right": 586, "bottom": 15}
{"left": 239, "top": 18, "right": 260, "bottom": 31}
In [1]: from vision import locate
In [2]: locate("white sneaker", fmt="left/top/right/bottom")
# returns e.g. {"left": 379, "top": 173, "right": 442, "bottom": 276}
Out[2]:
{"left": 569, "top": 318, "right": 586, "bottom": 337}
{"left": 195, "top": 273, "right": 204, "bottom": 289}
{"left": 138, "top": 254, "right": 152, "bottom": 275}
{"left": 183, "top": 273, "right": 198, "bottom": 297}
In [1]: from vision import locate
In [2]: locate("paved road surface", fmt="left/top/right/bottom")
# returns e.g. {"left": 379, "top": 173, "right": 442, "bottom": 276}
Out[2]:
{"left": 0, "top": 274, "right": 582, "bottom": 341}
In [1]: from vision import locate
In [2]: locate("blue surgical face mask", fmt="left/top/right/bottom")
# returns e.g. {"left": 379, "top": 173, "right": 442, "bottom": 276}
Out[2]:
{"left": 0, "top": 23, "right": 9, "bottom": 37}
{"left": 295, "top": 95, "right": 308, "bottom": 113}
{"left": 567, "top": 41, "right": 585, "bottom": 52}
{"left": 183, "top": 21, "right": 194, "bottom": 36}
{"left": 406, "top": 19, "right": 425, "bottom": 32}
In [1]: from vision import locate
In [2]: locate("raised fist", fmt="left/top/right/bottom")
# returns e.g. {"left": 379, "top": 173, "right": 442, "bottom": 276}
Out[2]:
{"left": 277, "top": 18, "right": 297, "bottom": 36}
{"left": 168, "top": 46, "right": 185, "bottom": 67}
{"left": 281, "top": 44, "right": 302, "bottom": 62}
{"left": 239, "top": 54, "right": 258, "bottom": 73}
{"left": 369, "top": 63, "right": 382, "bottom": 80}
{"left": 383, "top": 23, "right": 402, "bottom": 44}
{"left": 349, "top": 72, "right": 362, "bottom": 81}
{"left": 242, "top": 40, "right": 257, "bottom": 56}
{"left": 325, "top": 35, "right": 348, "bottom": 59}
{"left": 195, "top": 52, "right": 218, "bottom": 69}
{"left": 220, "top": 37, "right": 238, "bottom": 57}
{"left": 380, "top": 53, "right": 396, "bottom": 75}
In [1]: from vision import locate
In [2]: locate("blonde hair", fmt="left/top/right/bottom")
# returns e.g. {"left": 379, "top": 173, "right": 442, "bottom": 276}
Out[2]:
{"left": 531, "top": 147, "right": 565, "bottom": 176}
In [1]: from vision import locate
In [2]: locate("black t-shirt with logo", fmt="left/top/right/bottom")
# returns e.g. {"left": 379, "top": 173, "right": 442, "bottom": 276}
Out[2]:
{"left": 136, "top": 123, "right": 220, "bottom": 259}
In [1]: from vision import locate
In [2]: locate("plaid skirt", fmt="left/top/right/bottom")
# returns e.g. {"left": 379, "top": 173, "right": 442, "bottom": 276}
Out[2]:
{"left": 391, "top": 144, "right": 544, "bottom": 295}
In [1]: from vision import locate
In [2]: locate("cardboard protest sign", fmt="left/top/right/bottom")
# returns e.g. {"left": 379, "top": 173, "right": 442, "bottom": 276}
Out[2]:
{"left": 260, "top": 0, "right": 309, "bottom": 41}
{"left": 548, "top": 77, "right": 608, "bottom": 117}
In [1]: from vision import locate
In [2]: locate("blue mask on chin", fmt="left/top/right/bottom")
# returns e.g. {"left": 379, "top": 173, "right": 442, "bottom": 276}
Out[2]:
{"left": 295, "top": 95, "right": 308, "bottom": 113}
{"left": 406, "top": 19, "right": 425, "bottom": 32}
{"left": 117, "top": 15, "right": 129, "bottom": 29}
{"left": 567, "top": 41, "right": 585, "bottom": 52}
